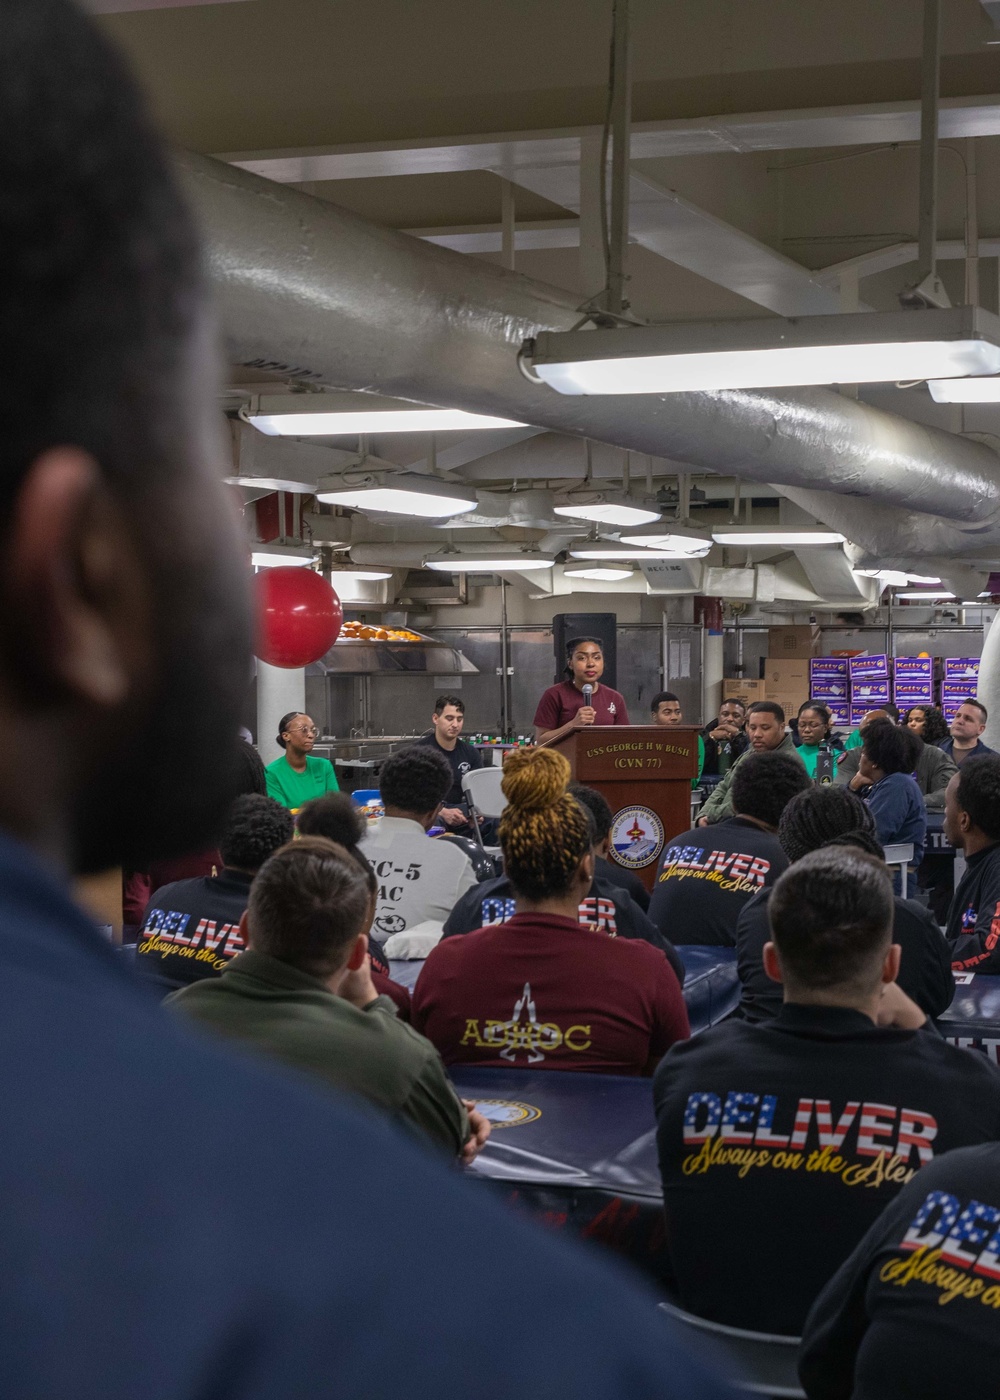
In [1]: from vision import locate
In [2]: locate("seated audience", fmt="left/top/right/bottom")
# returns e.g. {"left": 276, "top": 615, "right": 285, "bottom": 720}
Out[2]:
{"left": 360, "top": 746, "right": 478, "bottom": 957}
{"left": 654, "top": 847, "right": 1000, "bottom": 1336}
{"left": 859, "top": 720, "right": 926, "bottom": 863}
{"left": 904, "top": 703, "right": 949, "bottom": 746}
{"left": 940, "top": 698, "right": 996, "bottom": 766}
{"left": 170, "top": 837, "right": 485, "bottom": 1160}
{"left": 413, "top": 747, "right": 689, "bottom": 1075}
{"left": 699, "top": 701, "right": 802, "bottom": 825}
{"left": 651, "top": 691, "right": 704, "bottom": 783}
{"left": 945, "top": 756, "right": 1000, "bottom": 974}
{"left": 413, "top": 693, "right": 482, "bottom": 835}
{"left": 736, "top": 786, "right": 953, "bottom": 1023}
{"left": 843, "top": 703, "right": 900, "bottom": 751}
{"left": 569, "top": 781, "right": 650, "bottom": 910}
{"left": 297, "top": 792, "right": 413, "bottom": 1016}
{"left": 839, "top": 709, "right": 956, "bottom": 810}
{"left": 648, "top": 751, "right": 810, "bottom": 947}
{"left": 135, "top": 795, "right": 293, "bottom": 992}
{"left": 799, "top": 1142, "right": 1000, "bottom": 1400}
{"left": 794, "top": 701, "right": 845, "bottom": 778}
{"left": 701, "top": 699, "right": 750, "bottom": 777}
{"left": 442, "top": 784, "right": 684, "bottom": 983}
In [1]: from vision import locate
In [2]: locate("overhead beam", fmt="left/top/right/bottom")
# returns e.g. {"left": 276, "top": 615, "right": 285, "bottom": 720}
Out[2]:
{"left": 818, "top": 237, "right": 1000, "bottom": 282}
{"left": 511, "top": 164, "right": 850, "bottom": 316}
{"left": 406, "top": 218, "right": 579, "bottom": 254}
{"left": 218, "top": 94, "right": 1000, "bottom": 185}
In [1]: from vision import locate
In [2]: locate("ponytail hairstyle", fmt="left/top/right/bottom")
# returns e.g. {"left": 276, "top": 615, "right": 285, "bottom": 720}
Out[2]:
{"left": 276, "top": 711, "right": 305, "bottom": 751}
{"left": 778, "top": 785, "right": 880, "bottom": 865}
{"left": 499, "top": 747, "right": 592, "bottom": 900}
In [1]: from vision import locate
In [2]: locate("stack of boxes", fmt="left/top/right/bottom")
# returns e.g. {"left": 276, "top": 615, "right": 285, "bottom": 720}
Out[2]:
{"left": 847, "top": 654, "right": 890, "bottom": 728}
{"left": 940, "top": 658, "right": 980, "bottom": 724}
{"left": 808, "top": 657, "right": 850, "bottom": 729}
{"left": 893, "top": 656, "right": 934, "bottom": 714}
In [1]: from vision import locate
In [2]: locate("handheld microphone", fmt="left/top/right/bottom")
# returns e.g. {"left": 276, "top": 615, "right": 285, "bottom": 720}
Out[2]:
{"left": 582, "top": 684, "right": 593, "bottom": 706}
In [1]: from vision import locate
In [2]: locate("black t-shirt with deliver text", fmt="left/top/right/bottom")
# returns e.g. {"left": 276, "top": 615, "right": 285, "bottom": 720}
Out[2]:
{"left": 413, "top": 732, "right": 482, "bottom": 807}
{"left": 653, "top": 1003, "right": 1000, "bottom": 1336}
{"left": 801, "top": 1142, "right": 1000, "bottom": 1400}
{"left": 136, "top": 870, "right": 252, "bottom": 991}
{"left": 648, "top": 816, "right": 787, "bottom": 948}
{"left": 442, "top": 872, "right": 683, "bottom": 984}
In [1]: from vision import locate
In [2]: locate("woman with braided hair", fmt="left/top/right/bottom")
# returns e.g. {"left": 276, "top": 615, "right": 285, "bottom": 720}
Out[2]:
{"left": 734, "top": 785, "right": 953, "bottom": 1024}
{"left": 412, "top": 747, "right": 689, "bottom": 1075}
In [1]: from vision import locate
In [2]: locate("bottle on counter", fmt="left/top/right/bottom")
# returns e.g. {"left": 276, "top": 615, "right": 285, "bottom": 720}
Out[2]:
{"left": 815, "top": 743, "right": 834, "bottom": 786}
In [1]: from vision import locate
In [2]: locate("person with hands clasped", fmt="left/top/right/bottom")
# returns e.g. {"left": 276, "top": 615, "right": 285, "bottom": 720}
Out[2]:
{"left": 534, "top": 636, "right": 630, "bottom": 744}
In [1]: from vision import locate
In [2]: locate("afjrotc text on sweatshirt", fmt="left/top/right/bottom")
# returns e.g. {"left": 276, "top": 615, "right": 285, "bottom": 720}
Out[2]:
{"left": 947, "top": 842, "right": 1000, "bottom": 973}
{"left": 801, "top": 1143, "right": 1000, "bottom": 1400}
{"left": 653, "top": 1004, "right": 1000, "bottom": 1336}
{"left": 412, "top": 913, "right": 689, "bottom": 1076}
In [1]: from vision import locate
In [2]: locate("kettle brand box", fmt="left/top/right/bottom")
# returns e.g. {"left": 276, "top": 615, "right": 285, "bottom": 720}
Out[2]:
{"left": 825, "top": 702, "right": 850, "bottom": 727}
{"left": 941, "top": 681, "right": 979, "bottom": 701}
{"left": 944, "top": 658, "right": 981, "bottom": 679}
{"left": 809, "top": 678, "right": 849, "bottom": 700}
{"left": 893, "top": 680, "right": 935, "bottom": 704}
{"left": 848, "top": 654, "right": 890, "bottom": 680}
{"left": 894, "top": 656, "right": 933, "bottom": 680}
{"left": 850, "top": 679, "right": 891, "bottom": 703}
{"left": 810, "top": 657, "right": 849, "bottom": 680}
{"left": 850, "top": 705, "right": 871, "bottom": 727}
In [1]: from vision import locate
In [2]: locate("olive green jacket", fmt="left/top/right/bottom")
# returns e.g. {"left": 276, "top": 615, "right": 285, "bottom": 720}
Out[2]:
{"left": 168, "top": 950, "right": 468, "bottom": 1156}
{"left": 699, "top": 732, "right": 803, "bottom": 824}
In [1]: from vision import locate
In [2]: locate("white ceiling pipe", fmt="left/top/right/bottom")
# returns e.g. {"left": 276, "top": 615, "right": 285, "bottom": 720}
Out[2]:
{"left": 778, "top": 484, "right": 1000, "bottom": 562}
{"left": 177, "top": 152, "right": 1000, "bottom": 532}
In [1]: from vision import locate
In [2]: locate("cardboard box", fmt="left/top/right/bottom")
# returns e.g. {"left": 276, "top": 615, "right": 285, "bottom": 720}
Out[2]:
{"left": 826, "top": 702, "right": 851, "bottom": 727}
{"left": 810, "top": 657, "right": 849, "bottom": 681}
{"left": 894, "top": 656, "right": 933, "bottom": 680}
{"left": 810, "top": 679, "right": 849, "bottom": 700}
{"left": 722, "top": 678, "right": 767, "bottom": 706}
{"left": 764, "top": 658, "right": 810, "bottom": 718}
{"left": 893, "top": 681, "right": 935, "bottom": 704}
{"left": 767, "top": 625, "right": 821, "bottom": 659}
{"left": 941, "top": 681, "right": 979, "bottom": 701}
{"left": 944, "top": 658, "right": 980, "bottom": 680}
{"left": 850, "top": 705, "right": 871, "bottom": 727}
{"left": 848, "top": 653, "right": 890, "bottom": 680}
{"left": 851, "top": 678, "right": 891, "bottom": 703}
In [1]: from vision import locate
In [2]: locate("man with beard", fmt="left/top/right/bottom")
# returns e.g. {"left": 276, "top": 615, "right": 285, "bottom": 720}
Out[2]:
{"left": 0, "top": 3, "right": 729, "bottom": 1397}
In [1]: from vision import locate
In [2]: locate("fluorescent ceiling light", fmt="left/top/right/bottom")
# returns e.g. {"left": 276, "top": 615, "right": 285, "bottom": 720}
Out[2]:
{"left": 895, "top": 590, "right": 958, "bottom": 600}
{"left": 855, "top": 569, "right": 942, "bottom": 584}
{"left": 927, "top": 377, "right": 1000, "bottom": 402}
{"left": 553, "top": 493, "right": 660, "bottom": 527}
{"left": 527, "top": 308, "right": 1000, "bottom": 395}
{"left": 316, "top": 473, "right": 477, "bottom": 518}
{"left": 564, "top": 564, "right": 634, "bottom": 581}
{"left": 617, "top": 524, "right": 713, "bottom": 554}
{"left": 424, "top": 552, "right": 554, "bottom": 572}
{"left": 246, "top": 393, "right": 525, "bottom": 436}
{"left": 251, "top": 545, "right": 317, "bottom": 568}
{"left": 569, "top": 543, "right": 707, "bottom": 560}
{"left": 712, "top": 528, "right": 845, "bottom": 545}
{"left": 329, "top": 569, "right": 393, "bottom": 582}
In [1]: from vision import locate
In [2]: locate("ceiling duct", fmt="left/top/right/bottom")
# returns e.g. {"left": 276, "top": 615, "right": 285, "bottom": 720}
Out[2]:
{"left": 178, "top": 152, "right": 1000, "bottom": 543}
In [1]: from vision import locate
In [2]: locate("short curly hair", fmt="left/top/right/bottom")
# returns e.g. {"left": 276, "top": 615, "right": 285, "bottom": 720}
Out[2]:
{"left": 862, "top": 718, "right": 918, "bottom": 776}
{"left": 730, "top": 751, "right": 812, "bottom": 828}
{"left": 296, "top": 793, "right": 376, "bottom": 893}
{"left": 956, "top": 755, "right": 1000, "bottom": 841}
{"left": 219, "top": 794, "right": 294, "bottom": 872}
{"left": 569, "top": 782, "right": 611, "bottom": 844}
{"left": 905, "top": 705, "right": 949, "bottom": 745}
{"left": 379, "top": 745, "right": 453, "bottom": 815}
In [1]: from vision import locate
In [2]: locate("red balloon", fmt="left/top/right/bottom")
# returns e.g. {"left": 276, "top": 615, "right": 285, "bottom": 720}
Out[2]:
{"left": 253, "top": 567, "right": 343, "bottom": 669}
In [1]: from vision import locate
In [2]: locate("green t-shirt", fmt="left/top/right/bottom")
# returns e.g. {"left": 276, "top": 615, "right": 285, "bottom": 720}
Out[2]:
{"left": 844, "top": 726, "right": 864, "bottom": 751}
{"left": 265, "top": 753, "right": 339, "bottom": 812}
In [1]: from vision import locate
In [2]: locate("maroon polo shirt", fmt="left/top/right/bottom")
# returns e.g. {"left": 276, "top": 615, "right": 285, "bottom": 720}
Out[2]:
{"left": 533, "top": 681, "right": 630, "bottom": 731}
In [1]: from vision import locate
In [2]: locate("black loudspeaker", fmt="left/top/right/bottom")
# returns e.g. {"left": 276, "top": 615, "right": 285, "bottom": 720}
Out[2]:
{"left": 552, "top": 613, "right": 618, "bottom": 689}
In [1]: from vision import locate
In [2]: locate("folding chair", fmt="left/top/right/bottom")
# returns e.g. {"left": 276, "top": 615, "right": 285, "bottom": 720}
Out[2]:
{"left": 658, "top": 1300, "right": 805, "bottom": 1398}
{"left": 883, "top": 842, "right": 915, "bottom": 899}
{"left": 461, "top": 766, "right": 507, "bottom": 857}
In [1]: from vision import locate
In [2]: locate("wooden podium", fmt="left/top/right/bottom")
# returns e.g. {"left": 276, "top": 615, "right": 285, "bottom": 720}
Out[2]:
{"left": 553, "top": 725, "right": 701, "bottom": 891}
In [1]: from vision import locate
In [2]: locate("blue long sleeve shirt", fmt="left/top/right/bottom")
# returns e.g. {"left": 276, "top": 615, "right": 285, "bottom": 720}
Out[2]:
{"left": 0, "top": 830, "right": 732, "bottom": 1400}
{"left": 865, "top": 772, "right": 927, "bottom": 863}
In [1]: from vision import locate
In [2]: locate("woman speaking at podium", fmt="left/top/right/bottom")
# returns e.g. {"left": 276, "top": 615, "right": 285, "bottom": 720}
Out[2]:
{"left": 534, "top": 636, "right": 630, "bottom": 744}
